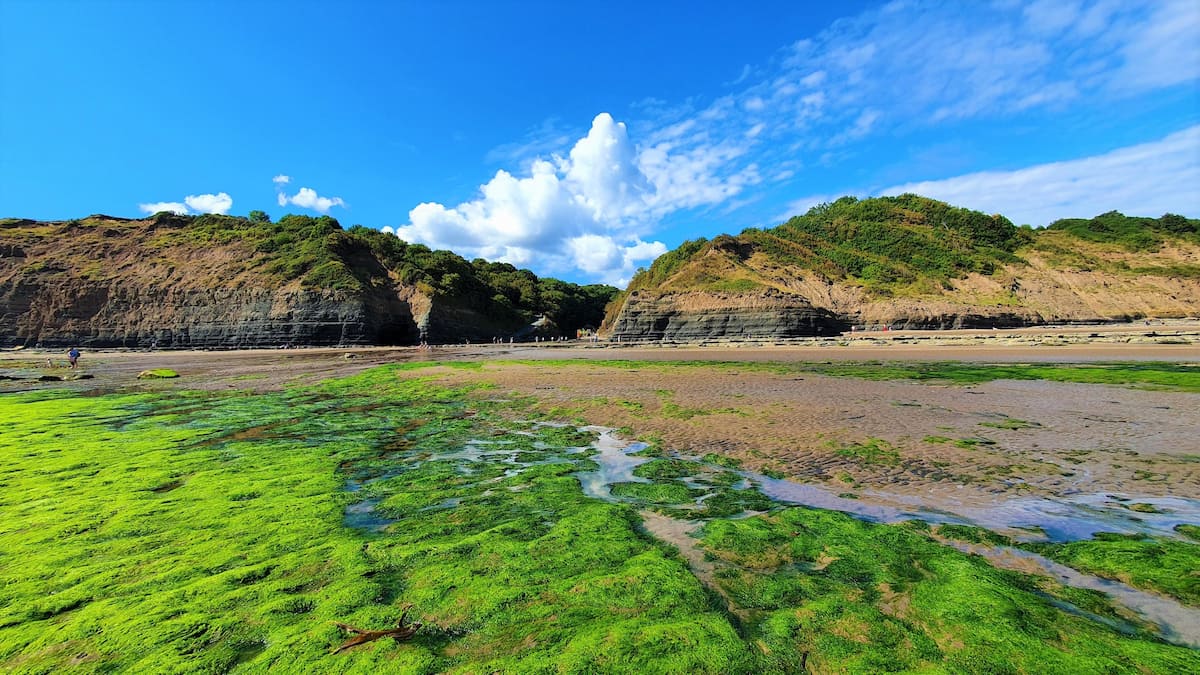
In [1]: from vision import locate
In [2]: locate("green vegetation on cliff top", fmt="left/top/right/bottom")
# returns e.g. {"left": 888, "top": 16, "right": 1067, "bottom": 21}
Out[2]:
{"left": 158, "top": 212, "right": 617, "bottom": 331}
{"left": 1045, "top": 210, "right": 1200, "bottom": 252}
{"left": 625, "top": 195, "right": 1198, "bottom": 298}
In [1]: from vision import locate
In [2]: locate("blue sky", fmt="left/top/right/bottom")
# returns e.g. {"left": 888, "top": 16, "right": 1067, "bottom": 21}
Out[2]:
{"left": 2, "top": 0, "right": 1197, "bottom": 285}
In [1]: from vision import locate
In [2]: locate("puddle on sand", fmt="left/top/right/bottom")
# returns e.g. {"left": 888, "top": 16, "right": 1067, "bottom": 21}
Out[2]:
{"left": 948, "top": 541, "right": 1200, "bottom": 648}
{"left": 751, "top": 472, "right": 1200, "bottom": 543}
{"left": 949, "top": 493, "right": 1200, "bottom": 541}
{"left": 343, "top": 422, "right": 601, "bottom": 530}
{"left": 750, "top": 473, "right": 967, "bottom": 527}
{"left": 335, "top": 420, "right": 1200, "bottom": 646}
{"left": 574, "top": 430, "right": 1198, "bottom": 545}
{"left": 574, "top": 431, "right": 1200, "bottom": 647}
{"left": 573, "top": 427, "right": 651, "bottom": 501}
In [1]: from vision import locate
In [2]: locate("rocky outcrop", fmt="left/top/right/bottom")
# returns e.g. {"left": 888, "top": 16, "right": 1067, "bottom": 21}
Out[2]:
{"left": 1, "top": 214, "right": 618, "bottom": 348}
{"left": 0, "top": 216, "right": 515, "bottom": 348}
{"left": 607, "top": 291, "right": 845, "bottom": 341}
{"left": 605, "top": 251, "right": 1200, "bottom": 341}
{"left": 604, "top": 198, "right": 1200, "bottom": 341}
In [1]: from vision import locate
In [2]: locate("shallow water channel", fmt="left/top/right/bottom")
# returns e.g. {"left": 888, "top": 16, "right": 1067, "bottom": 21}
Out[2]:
{"left": 343, "top": 424, "right": 1200, "bottom": 648}
{"left": 571, "top": 429, "right": 1200, "bottom": 648}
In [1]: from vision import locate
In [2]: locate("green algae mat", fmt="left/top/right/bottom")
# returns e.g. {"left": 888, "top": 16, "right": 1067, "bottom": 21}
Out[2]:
{"left": 1, "top": 364, "right": 1197, "bottom": 673}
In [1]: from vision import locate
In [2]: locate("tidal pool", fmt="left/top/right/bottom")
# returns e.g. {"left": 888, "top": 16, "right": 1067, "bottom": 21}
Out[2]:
{"left": 573, "top": 427, "right": 652, "bottom": 500}
{"left": 574, "top": 429, "right": 1200, "bottom": 648}
{"left": 333, "top": 401, "right": 1200, "bottom": 660}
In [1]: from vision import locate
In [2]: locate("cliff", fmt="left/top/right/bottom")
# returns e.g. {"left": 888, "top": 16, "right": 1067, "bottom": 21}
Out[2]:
{"left": 0, "top": 214, "right": 615, "bottom": 348}
{"left": 604, "top": 197, "right": 1200, "bottom": 340}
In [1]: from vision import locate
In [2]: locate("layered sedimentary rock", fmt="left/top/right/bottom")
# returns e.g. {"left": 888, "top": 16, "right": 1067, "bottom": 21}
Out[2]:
{"left": 605, "top": 259, "right": 1200, "bottom": 341}
{"left": 0, "top": 275, "right": 418, "bottom": 348}
{"left": 604, "top": 226, "right": 1200, "bottom": 341}
{"left": 604, "top": 197, "right": 1200, "bottom": 341}
{"left": 607, "top": 291, "right": 846, "bottom": 340}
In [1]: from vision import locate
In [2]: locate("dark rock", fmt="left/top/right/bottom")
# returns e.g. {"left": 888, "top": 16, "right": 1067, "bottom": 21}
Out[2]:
{"left": 608, "top": 293, "right": 846, "bottom": 341}
{"left": 0, "top": 279, "right": 423, "bottom": 349}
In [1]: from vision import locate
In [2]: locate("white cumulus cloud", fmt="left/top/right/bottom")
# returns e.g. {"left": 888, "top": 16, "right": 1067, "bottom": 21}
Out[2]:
{"left": 392, "top": 2, "right": 1199, "bottom": 283}
{"left": 287, "top": 187, "right": 345, "bottom": 213}
{"left": 394, "top": 113, "right": 741, "bottom": 285}
{"left": 184, "top": 192, "right": 233, "bottom": 215}
{"left": 138, "top": 192, "right": 233, "bottom": 216}
{"left": 274, "top": 179, "right": 346, "bottom": 214}
{"left": 138, "top": 201, "right": 189, "bottom": 215}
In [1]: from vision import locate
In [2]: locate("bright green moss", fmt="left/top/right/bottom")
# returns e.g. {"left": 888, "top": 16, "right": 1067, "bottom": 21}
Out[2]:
{"left": 834, "top": 438, "right": 900, "bottom": 466}
{"left": 610, "top": 481, "right": 699, "bottom": 504}
{"left": 1176, "top": 524, "right": 1200, "bottom": 542}
{"left": 136, "top": 368, "right": 179, "bottom": 378}
{"left": 1026, "top": 534, "right": 1200, "bottom": 607}
{"left": 510, "top": 359, "right": 1200, "bottom": 392}
{"left": 3, "top": 361, "right": 1195, "bottom": 673}
{"left": 0, "top": 367, "right": 745, "bottom": 672}
{"left": 632, "top": 458, "right": 701, "bottom": 480}
{"left": 699, "top": 507, "right": 1199, "bottom": 673}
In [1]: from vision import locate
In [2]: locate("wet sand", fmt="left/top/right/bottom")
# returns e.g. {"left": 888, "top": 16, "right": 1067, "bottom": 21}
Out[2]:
{"left": 2, "top": 328, "right": 1198, "bottom": 390}
{"left": 425, "top": 360, "right": 1198, "bottom": 535}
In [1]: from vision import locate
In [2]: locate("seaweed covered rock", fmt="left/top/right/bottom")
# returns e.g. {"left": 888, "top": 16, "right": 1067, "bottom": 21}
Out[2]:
{"left": 137, "top": 369, "right": 179, "bottom": 379}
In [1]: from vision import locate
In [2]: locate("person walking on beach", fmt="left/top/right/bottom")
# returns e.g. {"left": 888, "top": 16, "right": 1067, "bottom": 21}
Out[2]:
{"left": 67, "top": 347, "right": 80, "bottom": 370}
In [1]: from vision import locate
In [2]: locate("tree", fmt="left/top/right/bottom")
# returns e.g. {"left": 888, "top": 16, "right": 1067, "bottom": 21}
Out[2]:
{"left": 248, "top": 210, "right": 271, "bottom": 223}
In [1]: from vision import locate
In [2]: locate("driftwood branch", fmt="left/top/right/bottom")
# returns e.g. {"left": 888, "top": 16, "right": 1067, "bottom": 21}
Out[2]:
{"left": 332, "top": 604, "right": 423, "bottom": 653}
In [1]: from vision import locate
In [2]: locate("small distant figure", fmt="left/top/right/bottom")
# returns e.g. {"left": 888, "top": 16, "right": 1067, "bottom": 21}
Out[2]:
{"left": 67, "top": 347, "right": 81, "bottom": 370}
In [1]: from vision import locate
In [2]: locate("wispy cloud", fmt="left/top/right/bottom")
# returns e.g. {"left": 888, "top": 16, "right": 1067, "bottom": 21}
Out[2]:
{"left": 1109, "top": 0, "right": 1200, "bottom": 92}
{"left": 880, "top": 126, "right": 1200, "bottom": 226}
{"left": 484, "top": 118, "right": 579, "bottom": 166}
{"left": 398, "top": 1, "right": 1198, "bottom": 282}
{"left": 633, "top": 0, "right": 1196, "bottom": 181}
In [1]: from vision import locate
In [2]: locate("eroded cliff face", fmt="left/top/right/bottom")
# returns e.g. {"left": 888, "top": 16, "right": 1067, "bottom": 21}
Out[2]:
{"left": 606, "top": 290, "right": 846, "bottom": 340}
{"left": 0, "top": 271, "right": 421, "bottom": 348}
{"left": 604, "top": 242, "right": 1200, "bottom": 341}
{"left": 0, "top": 216, "right": 477, "bottom": 347}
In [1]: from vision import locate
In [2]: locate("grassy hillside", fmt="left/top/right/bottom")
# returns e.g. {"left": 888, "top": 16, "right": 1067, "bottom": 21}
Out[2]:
{"left": 623, "top": 195, "right": 1198, "bottom": 300}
